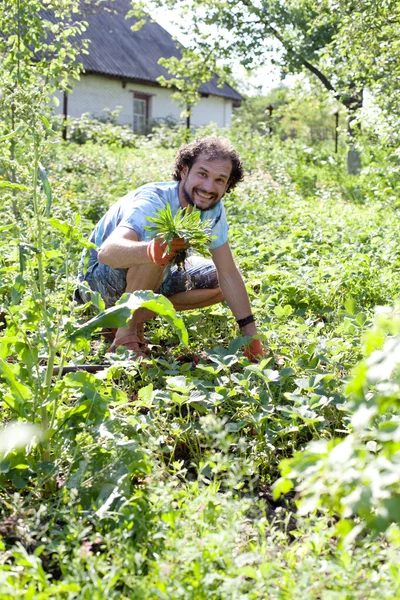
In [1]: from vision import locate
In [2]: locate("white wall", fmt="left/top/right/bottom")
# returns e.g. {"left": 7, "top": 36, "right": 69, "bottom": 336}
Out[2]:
{"left": 53, "top": 74, "right": 233, "bottom": 129}
{"left": 192, "top": 97, "right": 233, "bottom": 128}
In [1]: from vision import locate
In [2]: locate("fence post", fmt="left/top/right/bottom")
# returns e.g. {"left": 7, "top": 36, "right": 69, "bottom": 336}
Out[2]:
{"left": 334, "top": 111, "right": 339, "bottom": 153}
{"left": 267, "top": 104, "right": 273, "bottom": 135}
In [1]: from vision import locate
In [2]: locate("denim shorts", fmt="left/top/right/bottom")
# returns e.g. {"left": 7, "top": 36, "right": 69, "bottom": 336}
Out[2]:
{"left": 75, "top": 256, "right": 219, "bottom": 308}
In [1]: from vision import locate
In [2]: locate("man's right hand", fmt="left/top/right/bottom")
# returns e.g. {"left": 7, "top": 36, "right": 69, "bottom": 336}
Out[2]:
{"left": 244, "top": 339, "right": 265, "bottom": 362}
{"left": 147, "top": 237, "right": 187, "bottom": 267}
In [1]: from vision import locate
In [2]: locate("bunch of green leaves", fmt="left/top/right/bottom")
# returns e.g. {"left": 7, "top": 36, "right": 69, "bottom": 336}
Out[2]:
{"left": 145, "top": 204, "right": 214, "bottom": 270}
{"left": 274, "top": 306, "right": 400, "bottom": 536}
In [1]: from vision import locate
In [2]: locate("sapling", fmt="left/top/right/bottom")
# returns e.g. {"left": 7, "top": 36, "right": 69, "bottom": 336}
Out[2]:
{"left": 145, "top": 204, "right": 214, "bottom": 283}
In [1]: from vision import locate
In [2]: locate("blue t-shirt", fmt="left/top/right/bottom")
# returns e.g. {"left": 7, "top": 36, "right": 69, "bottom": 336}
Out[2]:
{"left": 83, "top": 182, "right": 229, "bottom": 270}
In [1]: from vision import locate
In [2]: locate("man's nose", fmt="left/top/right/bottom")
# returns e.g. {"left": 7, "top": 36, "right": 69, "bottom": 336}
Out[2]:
{"left": 203, "top": 177, "right": 215, "bottom": 192}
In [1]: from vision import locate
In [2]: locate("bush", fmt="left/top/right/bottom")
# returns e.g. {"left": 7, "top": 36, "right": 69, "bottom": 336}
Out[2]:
{"left": 62, "top": 113, "right": 138, "bottom": 148}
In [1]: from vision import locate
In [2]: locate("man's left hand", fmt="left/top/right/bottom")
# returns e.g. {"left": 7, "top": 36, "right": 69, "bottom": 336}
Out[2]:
{"left": 244, "top": 339, "right": 265, "bottom": 362}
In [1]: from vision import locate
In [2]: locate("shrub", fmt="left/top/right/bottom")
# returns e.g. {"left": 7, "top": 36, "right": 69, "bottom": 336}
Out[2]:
{"left": 63, "top": 113, "right": 138, "bottom": 148}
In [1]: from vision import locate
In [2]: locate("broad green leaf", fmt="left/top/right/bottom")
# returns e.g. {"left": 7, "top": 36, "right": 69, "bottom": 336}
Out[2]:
{"left": 0, "top": 358, "right": 32, "bottom": 416}
{"left": 11, "top": 274, "right": 26, "bottom": 304}
{"left": 137, "top": 383, "right": 154, "bottom": 407}
{"left": 166, "top": 375, "right": 190, "bottom": 393}
{"left": 70, "top": 291, "right": 188, "bottom": 345}
{"left": 0, "top": 125, "right": 27, "bottom": 141}
{"left": 40, "top": 115, "right": 53, "bottom": 132}
{"left": 170, "top": 392, "right": 188, "bottom": 405}
{"left": 272, "top": 476, "right": 294, "bottom": 500}
{"left": 64, "top": 371, "right": 127, "bottom": 405}
{"left": 0, "top": 336, "right": 21, "bottom": 360}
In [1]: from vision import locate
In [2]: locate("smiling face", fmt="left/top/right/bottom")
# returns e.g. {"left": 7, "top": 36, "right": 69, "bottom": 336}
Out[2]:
{"left": 178, "top": 154, "right": 232, "bottom": 212}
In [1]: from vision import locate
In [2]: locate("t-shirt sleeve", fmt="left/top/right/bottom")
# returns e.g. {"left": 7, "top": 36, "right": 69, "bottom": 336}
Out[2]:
{"left": 118, "top": 191, "right": 165, "bottom": 241}
{"left": 207, "top": 202, "right": 229, "bottom": 249}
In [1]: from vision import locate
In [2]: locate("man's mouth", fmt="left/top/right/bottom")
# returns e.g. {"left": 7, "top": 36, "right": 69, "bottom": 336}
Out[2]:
{"left": 181, "top": 184, "right": 218, "bottom": 212}
{"left": 194, "top": 189, "right": 216, "bottom": 202}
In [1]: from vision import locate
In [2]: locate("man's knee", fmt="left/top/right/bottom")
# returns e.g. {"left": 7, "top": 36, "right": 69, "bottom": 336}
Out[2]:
{"left": 75, "top": 262, "right": 127, "bottom": 308}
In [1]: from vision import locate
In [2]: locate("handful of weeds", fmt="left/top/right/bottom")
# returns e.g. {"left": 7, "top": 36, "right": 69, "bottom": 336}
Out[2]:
{"left": 145, "top": 204, "right": 214, "bottom": 272}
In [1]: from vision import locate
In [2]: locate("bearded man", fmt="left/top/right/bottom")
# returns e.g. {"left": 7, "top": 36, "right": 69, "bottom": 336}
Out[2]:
{"left": 76, "top": 136, "right": 264, "bottom": 361}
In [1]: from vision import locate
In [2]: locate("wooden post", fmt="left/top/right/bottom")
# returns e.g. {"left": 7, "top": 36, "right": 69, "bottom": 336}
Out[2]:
{"left": 62, "top": 91, "right": 68, "bottom": 141}
{"left": 334, "top": 111, "right": 339, "bottom": 153}
{"left": 186, "top": 103, "right": 191, "bottom": 130}
{"left": 267, "top": 104, "right": 273, "bottom": 135}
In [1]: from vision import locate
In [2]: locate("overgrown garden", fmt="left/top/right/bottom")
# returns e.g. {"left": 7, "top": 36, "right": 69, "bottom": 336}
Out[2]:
{"left": 1, "top": 1, "right": 400, "bottom": 597}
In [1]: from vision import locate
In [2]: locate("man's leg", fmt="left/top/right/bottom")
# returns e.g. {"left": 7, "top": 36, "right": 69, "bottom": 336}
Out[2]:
{"left": 113, "top": 261, "right": 224, "bottom": 351}
{"left": 79, "top": 256, "right": 224, "bottom": 354}
{"left": 158, "top": 255, "right": 224, "bottom": 311}
{"left": 111, "top": 262, "right": 165, "bottom": 351}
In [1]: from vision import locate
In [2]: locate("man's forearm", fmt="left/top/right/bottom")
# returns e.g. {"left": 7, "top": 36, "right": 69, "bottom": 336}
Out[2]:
{"left": 218, "top": 266, "right": 257, "bottom": 336}
{"left": 98, "top": 238, "right": 150, "bottom": 269}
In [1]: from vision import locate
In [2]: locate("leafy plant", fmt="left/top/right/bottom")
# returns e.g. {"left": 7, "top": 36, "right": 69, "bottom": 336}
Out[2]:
{"left": 274, "top": 306, "right": 400, "bottom": 535}
{"left": 71, "top": 290, "right": 188, "bottom": 346}
{"left": 4, "top": 65, "right": 400, "bottom": 594}
{"left": 145, "top": 204, "right": 214, "bottom": 271}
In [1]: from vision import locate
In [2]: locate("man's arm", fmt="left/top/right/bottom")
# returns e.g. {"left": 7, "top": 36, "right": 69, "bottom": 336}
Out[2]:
{"left": 211, "top": 241, "right": 257, "bottom": 337}
{"left": 98, "top": 227, "right": 148, "bottom": 268}
{"left": 98, "top": 226, "right": 187, "bottom": 269}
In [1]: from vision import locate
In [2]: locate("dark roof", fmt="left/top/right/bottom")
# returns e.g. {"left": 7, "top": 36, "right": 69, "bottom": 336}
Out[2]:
{"left": 49, "top": 0, "right": 242, "bottom": 102}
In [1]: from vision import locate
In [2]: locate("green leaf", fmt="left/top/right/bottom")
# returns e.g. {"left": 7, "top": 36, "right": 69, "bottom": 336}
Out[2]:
{"left": 272, "top": 476, "right": 294, "bottom": 500}
{"left": 64, "top": 371, "right": 127, "bottom": 405}
{"left": 0, "top": 358, "right": 32, "bottom": 417}
{"left": 166, "top": 376, "right": 190, "bottom": 393}
{"left": 11, "top": 274, "right": 26, "bottom": 304}
{"left": 38, "top": 163, "right": 52, "bottom": 216}
{"left": 70, "top": 291, "right": 188, "bottom": 345}
{"left": 0, "top": 125, "right": 27, "bottom": 142}
{"left": 39, "top": 115, "right": 53, "bottom": 132}
{"left": 137, "top": 383, "right": 154, "bottom": 408}
{"left": 0, "top": 181, "right": 28, "bottom": 191}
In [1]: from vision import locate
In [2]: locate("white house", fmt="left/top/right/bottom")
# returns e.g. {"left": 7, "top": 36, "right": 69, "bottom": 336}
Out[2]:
{"left": 51, "top": 0, "right": 242, "bottom": 131}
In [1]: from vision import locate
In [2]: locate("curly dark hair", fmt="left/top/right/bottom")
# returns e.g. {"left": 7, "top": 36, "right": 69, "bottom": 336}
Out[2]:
{"left": 172, "top": 136, "right": 244, "bottom": 193}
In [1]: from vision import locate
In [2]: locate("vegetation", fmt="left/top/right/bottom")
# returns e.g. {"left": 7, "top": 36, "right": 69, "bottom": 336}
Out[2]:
{"left": 0, "top": 115, "right": 400, "bottom": 595}
{"left": 2, "top": 0, "right": 400, "bottom": 597}
{"left": 145, "top": 204, "right": 213, "bottom": 270}
{"left": 135, "top": 0, "right": 400, "bottom": 173}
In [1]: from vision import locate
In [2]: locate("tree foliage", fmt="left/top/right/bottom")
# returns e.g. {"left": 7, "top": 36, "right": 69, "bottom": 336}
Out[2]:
{"left": 132, "top": 0, "right": 400, "bottom": 144}
{"left": 0, "top": 0, "right": 89, "bottom": 216}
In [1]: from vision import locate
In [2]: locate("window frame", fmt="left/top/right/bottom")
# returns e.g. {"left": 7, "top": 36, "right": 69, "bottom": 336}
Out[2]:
{"left": 130, "top": 90, "right": 152, "bottom": 133}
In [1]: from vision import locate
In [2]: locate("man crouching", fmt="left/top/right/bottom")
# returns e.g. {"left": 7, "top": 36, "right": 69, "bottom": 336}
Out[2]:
{"left": 76, "top": 136, "right": 264, "bottom": 361}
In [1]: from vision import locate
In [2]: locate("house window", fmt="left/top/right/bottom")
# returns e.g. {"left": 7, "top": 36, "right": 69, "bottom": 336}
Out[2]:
{"left": 131, "top": 91, "right": 151, "bottom": 133}
{"left": 133, "top": 98, "right": 146, "bottom": 132}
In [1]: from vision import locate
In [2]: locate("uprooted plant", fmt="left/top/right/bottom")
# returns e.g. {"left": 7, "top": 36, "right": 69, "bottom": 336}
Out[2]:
{"left": 145, "top": 204, "right": 214, "bottom": 274}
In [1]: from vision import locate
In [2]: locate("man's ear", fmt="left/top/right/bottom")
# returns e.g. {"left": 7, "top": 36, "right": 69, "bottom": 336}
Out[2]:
{"left": 181, "top": 164, "right": 189, "bottom": 178}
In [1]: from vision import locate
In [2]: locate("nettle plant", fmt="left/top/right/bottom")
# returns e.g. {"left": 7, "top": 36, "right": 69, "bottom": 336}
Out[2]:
{"left": 0, "top": 0, "right": 188, "bottom": 497}
{"left": 0, "top": 121, "right": 189, "bottom": 494}
{"left": 274, "top": 306, "right": 400, "bottom": 536}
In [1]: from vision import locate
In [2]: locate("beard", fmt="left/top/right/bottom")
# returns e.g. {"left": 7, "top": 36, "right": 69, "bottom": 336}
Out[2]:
{"left": 182, "top": 182, "right": 220, "bottom": 212}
